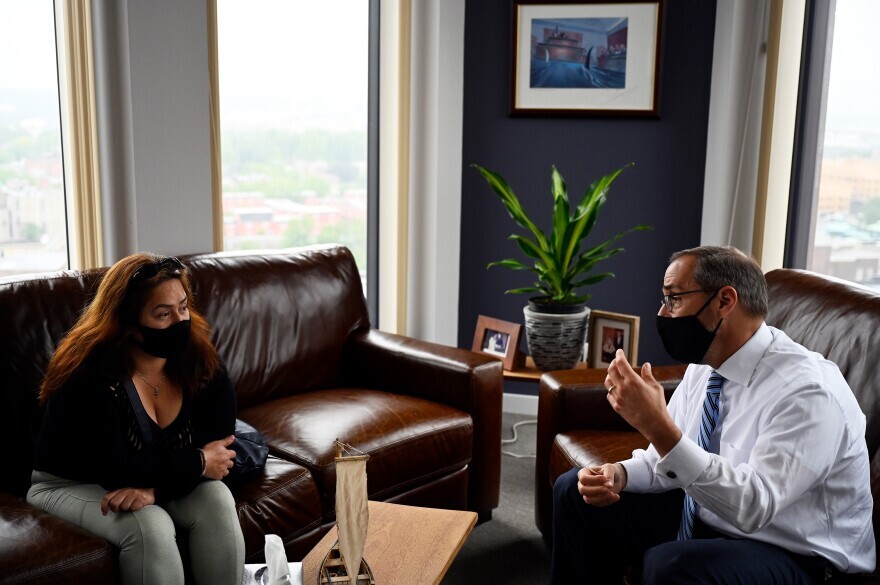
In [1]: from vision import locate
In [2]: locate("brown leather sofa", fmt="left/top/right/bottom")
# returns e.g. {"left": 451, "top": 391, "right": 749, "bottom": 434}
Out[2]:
{"left": 0, "top": 244, "right": 502, "bottom": 584}
{"left": 536, "top": 268, "right": 880, "bottom": 580}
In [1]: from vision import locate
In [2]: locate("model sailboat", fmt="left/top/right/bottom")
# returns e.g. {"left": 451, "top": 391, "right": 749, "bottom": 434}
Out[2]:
{"left": 318, "top": 440, "right": 376, "bottom": 585}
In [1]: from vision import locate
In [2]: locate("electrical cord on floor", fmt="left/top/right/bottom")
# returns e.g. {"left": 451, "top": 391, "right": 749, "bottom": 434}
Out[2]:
{"left": 501, "top": 419, "right": 537, "bottom": 458}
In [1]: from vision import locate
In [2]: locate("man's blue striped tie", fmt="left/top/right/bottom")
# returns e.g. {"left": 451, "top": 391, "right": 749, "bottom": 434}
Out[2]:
{"left": 677, "top": 370, "right": 724, "bottom": 540}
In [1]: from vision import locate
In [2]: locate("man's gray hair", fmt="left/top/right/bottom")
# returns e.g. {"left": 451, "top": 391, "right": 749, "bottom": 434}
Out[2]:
{"left": 670, "top": 246, "right": 769, "bottom": 318}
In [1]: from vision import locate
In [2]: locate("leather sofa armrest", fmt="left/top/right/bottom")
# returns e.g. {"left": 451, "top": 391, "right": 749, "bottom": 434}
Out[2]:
{"left": 345, "top": 329, "right": 502, "bottom": 411}
{"left": 344, "top": 328, "right": 503, "bottom": 517}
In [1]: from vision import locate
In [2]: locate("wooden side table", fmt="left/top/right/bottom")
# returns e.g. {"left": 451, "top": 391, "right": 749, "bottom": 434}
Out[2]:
{"left": 502, "top": 356, "right": 588, "bottom": 382}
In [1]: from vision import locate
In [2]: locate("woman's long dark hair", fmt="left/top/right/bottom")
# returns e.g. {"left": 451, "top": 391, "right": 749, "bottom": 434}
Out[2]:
{"left": 39, "top": 253, "right": 220, "bottom": 402}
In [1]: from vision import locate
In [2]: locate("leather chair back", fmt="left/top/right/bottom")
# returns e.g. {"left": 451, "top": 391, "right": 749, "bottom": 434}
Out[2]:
{"left": 765, "top": 268, "right": 880, "bottom": 564}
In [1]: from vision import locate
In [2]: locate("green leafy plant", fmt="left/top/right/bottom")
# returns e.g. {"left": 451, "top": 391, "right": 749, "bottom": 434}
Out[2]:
{"left": 473, "top": 163, "right": 651, "bottom": 305}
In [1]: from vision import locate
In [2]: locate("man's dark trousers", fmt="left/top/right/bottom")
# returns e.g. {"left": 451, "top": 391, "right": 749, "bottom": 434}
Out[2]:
{"left": 550, "top": 467, "right": 826, "bottom": 584}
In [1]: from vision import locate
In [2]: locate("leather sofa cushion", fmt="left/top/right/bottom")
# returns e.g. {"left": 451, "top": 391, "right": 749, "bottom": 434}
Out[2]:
{"left": 229, "top": 456, "right": 323, "bottom": 562}
{"left": 0, "top": 493, "right": 115, "bottom": 584}
{"left": 240, "top": 388, "right": 473, "bottom": 516}
{"left": 550, "top": 431, "right": 649, "bottom": 488}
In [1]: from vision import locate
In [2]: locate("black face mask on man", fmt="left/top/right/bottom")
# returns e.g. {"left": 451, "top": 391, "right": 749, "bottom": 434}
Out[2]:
{"left": 656, "top": 290, "right": 722, "bottom": 364}
{"left": 134, "top": 319, "right": 191, "bottom": 359}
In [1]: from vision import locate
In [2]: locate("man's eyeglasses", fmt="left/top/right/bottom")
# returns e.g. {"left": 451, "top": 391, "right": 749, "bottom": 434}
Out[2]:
{"left": 660, "top": 289, "right": 718, "bottom": 312}
{"left": 130, "top": 257, "right": 184, "bottom": 284}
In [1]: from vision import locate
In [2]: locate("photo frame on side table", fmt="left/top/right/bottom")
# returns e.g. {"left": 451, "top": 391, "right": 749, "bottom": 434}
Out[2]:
{"left": 510, "top": 0, "right": 664, "bottom": 117}
{"left": 588, "top": 309, "right": 640, "bottom": 368}
{"left": 472, "top": 315, "right": 523, "bottom": 371}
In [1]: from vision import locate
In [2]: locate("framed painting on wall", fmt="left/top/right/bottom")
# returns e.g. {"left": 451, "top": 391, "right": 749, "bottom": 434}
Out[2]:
{"left": 510, "top": 0, "right": 664, "bottom": 116}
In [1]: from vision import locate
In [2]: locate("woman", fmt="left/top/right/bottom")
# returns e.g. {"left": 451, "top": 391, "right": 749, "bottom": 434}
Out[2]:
{"left": 28, "top": 253, "right": 245, "bottom": 585}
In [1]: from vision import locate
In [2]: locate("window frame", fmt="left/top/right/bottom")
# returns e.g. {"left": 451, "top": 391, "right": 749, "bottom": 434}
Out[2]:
{"left": 784, "top": 0, "right": 835, "bottom": 269}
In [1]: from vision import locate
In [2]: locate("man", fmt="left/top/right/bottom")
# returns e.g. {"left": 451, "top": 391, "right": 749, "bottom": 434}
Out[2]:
{"left": 551, "top": 246, "right": 875, "bottom": 584}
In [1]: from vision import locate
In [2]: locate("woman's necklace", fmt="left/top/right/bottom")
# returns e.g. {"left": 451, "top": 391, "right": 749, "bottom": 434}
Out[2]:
{"left": 135, "top": 370, "right": 165, "bottom": 398}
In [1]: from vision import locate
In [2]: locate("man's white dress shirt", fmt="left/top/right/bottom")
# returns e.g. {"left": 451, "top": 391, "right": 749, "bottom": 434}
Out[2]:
{"left": 621, "top": 323, "right": 876, "bottom": 572}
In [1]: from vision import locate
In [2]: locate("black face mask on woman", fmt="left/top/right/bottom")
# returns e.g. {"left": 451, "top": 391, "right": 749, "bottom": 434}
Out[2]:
{"left": 134, "top": 319, "right": 191, "bottom": 359}
{"left": 656, "top": 291, "right": 722, "bottom": 364}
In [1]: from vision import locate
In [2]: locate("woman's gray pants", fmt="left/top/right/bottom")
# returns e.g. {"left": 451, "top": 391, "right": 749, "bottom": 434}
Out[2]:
{"left": 28, "top": 471, "right": 245, "bottom": 585}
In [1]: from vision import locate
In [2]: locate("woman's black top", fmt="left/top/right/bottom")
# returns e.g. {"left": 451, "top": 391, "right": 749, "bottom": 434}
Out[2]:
{"left": 33, "top": 364, "right": 237, "bottom": 502}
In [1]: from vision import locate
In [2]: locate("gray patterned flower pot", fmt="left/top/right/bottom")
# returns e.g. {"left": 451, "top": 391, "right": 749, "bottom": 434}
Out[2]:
{"left": 523, "top": 302, "right": 590, "bottom": 371}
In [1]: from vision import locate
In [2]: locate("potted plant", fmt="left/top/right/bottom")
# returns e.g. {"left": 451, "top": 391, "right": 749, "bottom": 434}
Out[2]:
{"left": 473, "top": 163, "right": 650, "bottom": 371}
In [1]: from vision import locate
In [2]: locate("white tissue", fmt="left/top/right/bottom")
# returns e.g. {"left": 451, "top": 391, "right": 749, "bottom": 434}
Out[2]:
{"left": 241, "top": 535, "right": 303, "bottom": 585}
{"left": 264, "top": 534, "right": 291, "bottom": 584}
{"left": 241, "top": 562, "right": 302, "bottom": 585}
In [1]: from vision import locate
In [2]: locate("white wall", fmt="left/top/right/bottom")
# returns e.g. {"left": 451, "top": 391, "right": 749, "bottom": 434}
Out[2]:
{"left": 406, "top": 0, "right": 465, "bottom": 346}
{"left": 93, "top": 0, "right": 215, "bottom": 261}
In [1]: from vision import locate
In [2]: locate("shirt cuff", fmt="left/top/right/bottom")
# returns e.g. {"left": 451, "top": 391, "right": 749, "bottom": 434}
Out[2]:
{"left": 654, "top": 436, "right": 712, "bottom": 488}
{"left": 620, "top": 455, "right": 653, "bottom": 492}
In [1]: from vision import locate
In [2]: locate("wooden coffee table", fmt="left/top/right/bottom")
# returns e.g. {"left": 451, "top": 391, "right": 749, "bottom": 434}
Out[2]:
{"left": 302, "top": 501, "right": 477, "bottom": 585}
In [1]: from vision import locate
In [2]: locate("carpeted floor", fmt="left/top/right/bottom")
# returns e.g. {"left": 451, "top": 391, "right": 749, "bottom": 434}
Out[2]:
{"left": 443, "top": 413, "right": 551, "bottom": 584}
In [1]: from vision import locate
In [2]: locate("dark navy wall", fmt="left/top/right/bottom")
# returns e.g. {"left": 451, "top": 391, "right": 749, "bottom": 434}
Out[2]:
{"left": 458, "top": 0, "right": 718, "bottom": 395}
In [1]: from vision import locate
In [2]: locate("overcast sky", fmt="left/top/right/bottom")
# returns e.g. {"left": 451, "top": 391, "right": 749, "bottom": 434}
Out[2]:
{"left": 820, "top": 0, "right": 880, "bottom": 133}
{"left": 217, "top": 0, "right": 369, "bottom": 132}
{"left": 0, "top": 1, "right": 58, "bottom": 91}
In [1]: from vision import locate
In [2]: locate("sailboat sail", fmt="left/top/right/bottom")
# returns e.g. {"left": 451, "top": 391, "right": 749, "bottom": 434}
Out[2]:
{"left": 335, "top": 443, "right": 369, "bottom": 582}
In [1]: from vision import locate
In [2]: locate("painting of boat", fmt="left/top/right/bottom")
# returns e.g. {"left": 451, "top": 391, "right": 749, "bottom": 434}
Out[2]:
{"left": 535, "top": 25, "right": 586, "bottom": 63}
{"left": 530, "top": 17, "right": 628, "bottom": 89}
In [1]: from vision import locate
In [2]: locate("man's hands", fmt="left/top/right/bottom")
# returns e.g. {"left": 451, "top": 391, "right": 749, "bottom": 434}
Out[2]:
{"left": 577, "top": 463, "right": 627, "bottom": 507}
{"left": 606, "top": 349, "right": 682, "bottom": 456}
{"left": 202, "top": 435, "right": 237, "bottom": 480}
{"left": 101, "top": 487, "right": 155, "bottom": 515}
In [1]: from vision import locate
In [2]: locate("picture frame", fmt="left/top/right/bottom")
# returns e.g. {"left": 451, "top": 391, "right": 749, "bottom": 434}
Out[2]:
{"left": 472, "top": 315, "right": 523, "bottom": 371}
{"left": 587, "top": 309, "right": 640, "bottom": 368}
{"left": 510, "top": 0, "right": 664, "bottom": 117}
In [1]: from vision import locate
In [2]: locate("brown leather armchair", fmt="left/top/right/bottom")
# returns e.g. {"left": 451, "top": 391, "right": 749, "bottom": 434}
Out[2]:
{"left": 0, "top": 245, "right": 502, "bottom": 584}
{"left": 535, "top": 268, "right": 880, "bottom": 581}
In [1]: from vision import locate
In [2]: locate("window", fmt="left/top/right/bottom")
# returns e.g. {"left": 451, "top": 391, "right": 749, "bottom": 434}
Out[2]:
{"left": 792, "top": 0, "right": 880, "bottom": 290}
{"left": 0, "top": 1, "right": 69, "bottom": 276}
{"left": 216, "top": 1, "right": 372, "bottom": 292}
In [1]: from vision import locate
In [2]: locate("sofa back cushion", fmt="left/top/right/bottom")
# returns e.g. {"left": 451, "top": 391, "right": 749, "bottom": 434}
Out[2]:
{"left": 2, "top": 269, "right": 104, "bottom": 495}
{"left": 182, "top": 246, "right": 370, "bottom": 408}
{"left": 0, "top": 244, "right": 369, "bottom": 496}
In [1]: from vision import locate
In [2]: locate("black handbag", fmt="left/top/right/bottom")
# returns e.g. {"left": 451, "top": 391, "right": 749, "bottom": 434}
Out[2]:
{"left": 225, "top": 418, "right": 269, "bottom": 485}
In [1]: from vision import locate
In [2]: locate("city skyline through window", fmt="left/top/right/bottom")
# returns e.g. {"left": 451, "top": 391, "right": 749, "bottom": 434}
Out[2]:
{"left": 807, "top": 0, "right": 880, "bottom": 289}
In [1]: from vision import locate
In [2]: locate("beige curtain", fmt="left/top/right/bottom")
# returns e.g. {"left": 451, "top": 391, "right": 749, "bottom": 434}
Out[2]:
{"left": 701, "top": 0, "right": 770, "bottom": 252}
